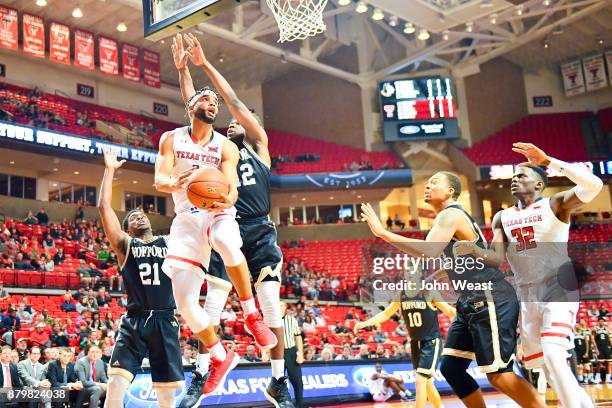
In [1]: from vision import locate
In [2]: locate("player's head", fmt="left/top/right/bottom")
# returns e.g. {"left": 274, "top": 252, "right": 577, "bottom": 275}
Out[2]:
{"left": 226, "top": 111, "right": 262, "bottom": 142}
{"left": 122, "top": 209, "right": 152, "bottom": 236}
{"left": 511, "top": 166, "right": 548, "bottom": 198}
{"left": 598, "top": 317, "right": 606, "bottom": 327}
{"left": 187, "top": 87, "right": 220, "bottom": 125}
{"left": 375, "top": 362, "right": 383, "bottom": 372}
{"left": 424, "top": 172, "right": 462, "bottom": 205}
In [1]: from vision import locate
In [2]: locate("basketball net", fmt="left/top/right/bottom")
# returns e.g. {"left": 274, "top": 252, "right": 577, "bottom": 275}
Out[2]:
{"left": 266, "top": 0, "right": 329, "bottom": 43}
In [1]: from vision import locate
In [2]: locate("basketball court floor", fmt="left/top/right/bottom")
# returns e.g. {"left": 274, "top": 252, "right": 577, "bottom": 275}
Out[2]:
{"left": 318, "top": 385, "right": 612, "bottom": 407}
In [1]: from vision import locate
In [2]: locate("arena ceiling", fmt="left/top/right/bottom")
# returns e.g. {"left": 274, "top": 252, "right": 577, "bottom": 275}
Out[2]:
{"left": 7, "top": 0, "right": 611, "bottom": 87}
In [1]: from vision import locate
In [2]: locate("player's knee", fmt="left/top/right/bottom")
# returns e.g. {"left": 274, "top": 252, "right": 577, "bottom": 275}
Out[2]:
{"left": 210, "top": 222, "right": 244, "bottom": 266}
{"left": 204, "top": 281, "right": 230, "bottom": 326}
{"left": 542, "top": 342, "right": 568, "bottom": 371}
{"left": 440, "top": 356, "right": 479, "bottom": 399}
{"left": 257, "top": 281, "right": 282, "bottom": 328}
{"left": 106, "top": 375, "right": 131, "bottom": 406}
{"left": 154, "top": 387, "right": 177, "bottom": 408}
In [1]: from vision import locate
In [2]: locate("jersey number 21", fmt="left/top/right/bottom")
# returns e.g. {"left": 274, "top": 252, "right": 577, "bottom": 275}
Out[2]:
{"left": 139, "top": 263, "right": 161, "bottom": 286}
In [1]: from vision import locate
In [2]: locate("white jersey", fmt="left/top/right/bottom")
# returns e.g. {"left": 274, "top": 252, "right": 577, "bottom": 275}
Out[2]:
{"left": 500, "top": 197, "right": 570, "bottom": 286}
{"left": 171, "top": 126, "right": 226, "bottom": 214}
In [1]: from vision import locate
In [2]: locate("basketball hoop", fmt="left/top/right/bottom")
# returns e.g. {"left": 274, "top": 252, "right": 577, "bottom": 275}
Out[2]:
{"left": 266, "top": 0, "right": 329, "bottom": 43}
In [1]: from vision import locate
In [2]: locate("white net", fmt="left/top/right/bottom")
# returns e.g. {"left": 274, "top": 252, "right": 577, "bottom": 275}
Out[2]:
{"left": 266, "top": 0, "right": 329, "bottom": 43}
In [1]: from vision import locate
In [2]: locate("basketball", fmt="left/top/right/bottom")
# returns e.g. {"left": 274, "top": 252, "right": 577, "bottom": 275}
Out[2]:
{"left": 186, "top": 168, "right": 230, "bottom": 210}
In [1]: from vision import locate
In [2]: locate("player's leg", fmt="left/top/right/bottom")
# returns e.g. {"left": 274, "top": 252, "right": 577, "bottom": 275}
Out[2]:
{"left": 414, "top": 338, "right": 441, "bottom": 408}
{"left": 209, "top": 215, "right": 276, "bottom": 349}
{"left": 415, "top": 374, "right": 428, "bottom": 408}
{"left": 425, "top": 378, "right": 442, "bottom": 408}
{"left": 539, "top": 303, "right": 593, "bottom": 408}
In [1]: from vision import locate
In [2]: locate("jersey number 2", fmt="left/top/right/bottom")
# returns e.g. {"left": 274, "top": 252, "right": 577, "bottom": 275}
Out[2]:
{"left": 237, "top": 163, "right": 256, "bottom": 187}
{"left": 139, "top": 264, "right": 161, "bottom": 286}
{"left": 510, "top": 226, "right": 537, "bottom": 252}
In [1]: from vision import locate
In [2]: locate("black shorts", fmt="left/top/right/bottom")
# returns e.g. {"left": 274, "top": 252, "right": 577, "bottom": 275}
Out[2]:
{"left": 597, "top": 345, "right": 611, "bottom": 360}
{"left": 579, "top": 351, "right": 593, "bottom": 365}
{"left": 411, "top": 337, "right": 443, "bottom": 378}
{"left": 208, "top": 216, "right": 282, "bottom": 286}
{"left": 109, "top": 309, "right": 183, "bottom": 385}
{"left": 443, "top": 280, "right": 519, "bottom": 374}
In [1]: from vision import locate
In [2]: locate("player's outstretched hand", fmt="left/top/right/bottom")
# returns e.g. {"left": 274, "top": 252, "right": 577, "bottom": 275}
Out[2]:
{"left": 453, "top": 240, "right": 477, "bottom": 257}
{"left": 184, "top": 33, "right": 207, "bottom": 67}
{"left": 512, "top": 142, "right": 551, "bottom": 167}
{"left": 210, "top": 193, "right": 233, "bottom": 212}
{"left": 103, "top": 148, "right": 126, "bottom": 170}
{"left": 171, "top": 33, "right": 192, "bottom": 70}
{"left": 361, "top": 203, "right": 386, "bottom": 238}
{"left": 353, "top": 322, "right": 364, "bottom": 334}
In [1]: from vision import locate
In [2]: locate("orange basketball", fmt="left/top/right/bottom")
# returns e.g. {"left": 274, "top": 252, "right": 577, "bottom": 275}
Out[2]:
{"left": 186, "top": 168, "right": 230, "bottom": 210}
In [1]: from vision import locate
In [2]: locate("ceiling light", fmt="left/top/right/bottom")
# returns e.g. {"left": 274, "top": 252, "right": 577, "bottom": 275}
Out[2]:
{"left": 72, "top": 7, "right": 83, "bottom": 18}
{"left": 301, "top": 197, "right": 306, "bottom": 201}
{"left": 9, "top": 160, "right": 14, "bottom": 164}
{"left": 36, "top": 0, "right": 47, "bottom": 6}
{"left": 357, "top": 195, "right": 362, "bottom": 199}
{"left": 543, "top": 40, "right": 549, "bottom": 48}
{"left": 403, "top": 22, "right": 416, "bottom": 34}
{"left": 442, "top": 30, "right": 450, "bottom": 41}
{"left": 372, "top": 8, "right": 384, "bottom": 20}
{"left": 490, "top": 14, "right": 497, "bottom": 24}
{"left": 126, "top": 194, "right": 131, "bottom": 197}
{"left": 132, "top": 180, "right": 138, "bottom": 184}
{"left": 543, "top": 0, "right": 551, "bottom": 5}
{"left": 516, "top": 6, "right": 523, "bottom": 16}
{"left": 465, "top": 22, "right": 474, "bottom": 32}
{"left": 388, "top": 16, "right": 398, "bottom": 27}
{"left": 355, "top": 2, "right": 368, "bottom": 13}
{"left": 480, "top": 0, "right": 493, "bottom": 7}
{"left": 73, "top": 171, "right": 79, "bottom": 175}
{"left": 330, "top": 196, "right": 335, "bottom": 200}
{"left": 52, "top": 168, "right": 58, "bottom": 172}
{"left": 417, "top": 29, "right": 430, "bottom": 41}
{"left": 52, "top": 183, "right": 57, "bottom": 187}
{"left": 598, "top": 38, "right": 604, "bottom": 45}
{"left": 217, "top": 53, "right": 225, "bottom": 63}
{"left": 116, "top": 22, "right": 127, "bottom": 32}
{"left": 338, "top": 0, "right": 351, "bottom": 5}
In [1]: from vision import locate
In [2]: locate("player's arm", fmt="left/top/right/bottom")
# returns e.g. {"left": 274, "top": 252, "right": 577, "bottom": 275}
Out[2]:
{"left": 454, "top": 211, "right": 507, "bottom": 267}
{"left": 353, "top": 301, "right": 401, "bottom": 333}
{"left": 431, "top": 299, "right": 456, "bottom": 320}
{"left": 211, "top": 139, "right": 240, "bottom": 211}
{"left": 512, "top": 143, "right": 603, "bottom": 212}
{"left": 361, "top": 203, "right": 457, "bottom": 258}
{"left": 154, "top": 132, "right": 190, "bottom": 194}
{"left": 184, "top": 34, "right": 269, "bottom": 150}
{"left": 171, "top": 33, "right": 196, "bottom": 105}
{"left": 97, "top": 149, "right": 129, "bottom": 265}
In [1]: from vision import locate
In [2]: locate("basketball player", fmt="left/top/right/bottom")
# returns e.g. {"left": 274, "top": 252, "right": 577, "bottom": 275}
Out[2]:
{"left": 97, "top": 149, "right": 182, "bottom": 408}
{"left": 368, "top": 362, "right": 412, "bottom": 403}
{"left": 456, "top": 142, "right": 603, "bottom": 408}
{"left": 354, "top": 273, "right": 455, "bottom": 408}
{"left": 594, "top": 318, "right": 611, "bottom": 383}
{"left": 172, "top": 33, "right": 293, "bottom": 408}
{"left": 361, "top": 172, "right": 545, "bottom": 408}
{"left": 155, "top": 44, "right": 277, "bottom": 396}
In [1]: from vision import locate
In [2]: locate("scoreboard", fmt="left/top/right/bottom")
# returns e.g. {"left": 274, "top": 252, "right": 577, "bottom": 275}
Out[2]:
{"left": 379, "top": 76, "right": 459, "bottom": 142}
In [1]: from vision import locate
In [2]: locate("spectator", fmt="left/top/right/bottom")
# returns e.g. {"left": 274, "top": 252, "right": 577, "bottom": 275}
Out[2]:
{"left": 301, "top": 315, "right": 316, "bottom": 334}
{"left": 101, "top": 344, "right": 112, "bottom": 367}
{"left": 53, "top": 247, "right": 66, "bottom": 265}
{"left": 386, "top": 216, "right": 393, "bottom": 229}
{"left": 87, "top": 297, "right": 99, "bottom": 313}
{"left": 335, "top": 345, "right": 353, "bottom": 360}
{"left": 74, "top": 345, "right": 107, "bottom": 407}
{"left": 373, "top": 327, "right": 388, "bottom": 344}
{"left": 220, "top": 304, "right": 237, "bottom": 322}
{"left": 42, "top": 234, "right": 55, "bottom": 249}
{"left": 0, "top": 282, "right": 9, "bottom": 301}
{"left": 50, "top": 324, "right": 70, "bottom": 347}
{"left": 357, "top": 344, "right": 371, "bottom": 360}
{"left": 75, "top": 206, "right": 84, "bottom": 222}
{"left": 102, "top": 312, "right": 114, "bottom": 330}
{"left": 588, "top": 305, "right": 599, "bottom": 317}
{"left": 31, "top": 322, "right": 51, "bottom": 348}
{"left": 17, "top": 346, "right": 50, "bottom": 394}
{"left": 35, "top": 208, "right": 49, "bottom": 226}
{"left": 24, "top": 210, "right": 38, "bottom": 225}
{"left": 95, "top": 287, "right": 111, "bottom": 308}
{"left": 221, "top": 326, "right": 236, "bottom": 342}
{"left": 335, "top": 321, "right": 348, "bottom": 335}
{"left": 76, "top": 298, "right": 90, "bottom": 314}
{"left": 77, "top": 260, "right": 94, "bottom": 287}
{"left": 374, "top": 344, "right": 386, "bottom": 359}
{"left": 10, "top": 350, "right": 19, "bottom": 365}
{"left": 598, "top": 305, "right": 608, "bottom": 318}
{"left": 61, "top": 293, "right": 76, "bottom": 312}
{"left": 21, "top": 296, "right": 35, "bottom": 315}
{"left": 1, "top": 308, "right": 21, "bottom": 346}
{"left": 393, "top": 214, "right": 405, "bottom": 230}
{"left": 73, "top": 287, "right": 86, "bottom": 302}
{"left": 0, "top": 345, "right": 22, "bottom": 392}
{"left": 16, "top": 303, "right": 33, "bottom": 325}
{"left": 40, "top": 254, "right": 54, "bottom": 272}
{"left": 318, "top": 348, "right": 334, "bottom": 361}
{"left": 240, "top": 345, "right": 261, "bottom": 363}
{"left": 182, "top": 345, "right": 194, "bottom": 366}
{"left": 47, "top": 348, "right": 83, "bottom": 407}
{"left": 118, "top": 293, "right": 128, "bottom": 308}
{"left": 14, "top": 253, "right": 34, "bottom": 270}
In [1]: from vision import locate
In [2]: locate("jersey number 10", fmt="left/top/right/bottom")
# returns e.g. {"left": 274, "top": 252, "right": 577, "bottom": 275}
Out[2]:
{"left": 139, "top": 263, "right": 161, "bottom": 286}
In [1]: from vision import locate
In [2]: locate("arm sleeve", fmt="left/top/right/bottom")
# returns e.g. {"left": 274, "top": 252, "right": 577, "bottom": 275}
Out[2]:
{"left": 548, "top": 158, "right": 604, "bottom": 203}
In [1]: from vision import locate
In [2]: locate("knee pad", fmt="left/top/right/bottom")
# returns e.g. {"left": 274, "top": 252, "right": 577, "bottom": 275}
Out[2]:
{"left": 256, "top": 281, "right": 282, "bottom": 328}
{"left": 210, "top": 219, "right": 244, "bottom": 267}
{"left": 205, "top": 280, "right": 230, "bottom": 326}
{"left": 440, "top": 355, "right": 479, "bottom": 399}
{"left": 105, "top": 375, "right": 131, "bottom": 408}
{"left": 154, "top": 387, "right": 177, "bottom": 408}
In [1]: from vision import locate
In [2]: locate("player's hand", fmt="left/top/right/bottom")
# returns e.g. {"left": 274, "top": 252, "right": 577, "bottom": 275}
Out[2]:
{"left": 171, "top": 33, "right": 192, "bottom": 71}
{"left": 296, "top": 354, "right": 304, "bottom": 365}
{"left": 353, "top": 322, "right": 364, "bottom": 334}
{"left": 176, "top": 168, "right": 196, "bottom": 189}
{"left": 103, "top": 149, "right": 126, "bottom": 170}
{"left": 512, "top": 143, "right": 551, "bottom": 167}
{"left": 184, "top": 33, "right": 207, "bottom": 67}
{"left": 453, "top": 240, "right": 477, "bottom": 257}
{"left": 361, "top": 203, "right": 386, "bottom": 238}
{"left": 209, "top": 193, "right": 233, "bottom": 212}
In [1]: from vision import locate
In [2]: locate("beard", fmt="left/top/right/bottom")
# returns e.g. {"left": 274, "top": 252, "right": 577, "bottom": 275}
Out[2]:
{"left": 194, "top": 107, "right": 216, "bottom": 124}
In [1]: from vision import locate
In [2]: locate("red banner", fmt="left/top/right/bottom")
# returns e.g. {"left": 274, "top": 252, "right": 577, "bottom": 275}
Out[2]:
{"left": 50, "top": 22, "right": 70, "bottom": 65}
{"left": 143, "top": 49, "right": 160, "bottom": 88}
{"left": 0, "top": 7, "right": 18, "bottom": 50}
{"left": 99, "top": 37, "right": 118, "bottom": 75}
{"left": 23, "top": 14, "right": 45, "bottom": 58}
{"left": 122, "top": 44, "right": 140, "bottom": 82}
{"left": 74, "top": 29, "right": 94, "bottom": 70}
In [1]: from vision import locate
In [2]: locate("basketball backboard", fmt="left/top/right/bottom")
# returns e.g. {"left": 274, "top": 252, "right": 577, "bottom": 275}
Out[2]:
{"left": 142, "top": 0, "right": 241, "bottom": 41}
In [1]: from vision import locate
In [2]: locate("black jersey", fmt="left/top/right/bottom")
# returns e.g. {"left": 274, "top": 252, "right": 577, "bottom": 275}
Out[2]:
{"left": 574, "top": 330, "right": 586, "bottom": 352}
{"left": 120, "top": 236, "right": 175, "bottom": 313}
{"left": 234, "top": 138, "right": 271, "bottom": 219}
{"left": 399, "top": 291, "right": 441, "bottom": 341}
{"left": 440, "top": 204, "right": 506, "bottom": 294}
{"left": 595, "top": 327, "right": 611, "bottom": 348}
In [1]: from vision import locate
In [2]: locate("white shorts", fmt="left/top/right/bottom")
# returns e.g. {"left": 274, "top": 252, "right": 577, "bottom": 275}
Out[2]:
{"left": 521, "top": 301, "right": 578, "bottom": 369}
{"left": 372, "top": 388, "right": 394, "bottom": 402}
{"left": 162, "top": 208, "right": 241, "bottom": 280}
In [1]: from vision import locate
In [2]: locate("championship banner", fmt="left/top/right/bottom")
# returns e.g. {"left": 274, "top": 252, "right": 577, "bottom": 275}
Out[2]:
{"left": 582, "top": 54, "right": 607, "bottom": 92}
{"left": 0, "top": 7, "right": 18, "bottom": 50}
{"left": 560, "top": 60, "right": 586, "bottom": 97}
{"left": 99, "top": 37, "right": 119, "bottom": 75}
{"left": 270, "top": 169, "right": 413, "bottom": 190}
{"left": 74, "top": 29, "right": 94, "bottom": 70}
{"left": 50, "top": 22, "right": 70, "bottom": 65}
{"left": 143, "top": 49, "right": 160, "bottom": 88}
{"left": 606, "top": 51, "right": 612, "bottom": 87}
{"left": 23, "top": 14, "right": 45, "bottom": 58}
{"left": 122, "top": 44, "right": 140, "bottom": 82}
